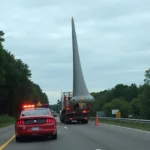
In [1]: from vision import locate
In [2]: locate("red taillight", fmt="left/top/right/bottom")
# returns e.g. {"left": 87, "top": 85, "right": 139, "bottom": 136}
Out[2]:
{"left": 66, "top": 107, "right": 70, "bottom": 111}
{"left": 17, "top": 119, "right": 24, "bottom": 125}
{"left": 46, "top": 118, "right": 54, "bottom": 123}
{"left": 82, "top": 110, "right": 87, "bottom": 113}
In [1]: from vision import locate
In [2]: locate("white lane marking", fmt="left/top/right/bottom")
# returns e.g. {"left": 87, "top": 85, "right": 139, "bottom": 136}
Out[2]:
{"left": 101, "top": 123, "right": 150, "bottom": 134}
{"left": 64, "top": 126, "right": 68, "bottom": 129}
{"left": 96, "top": 149, "right": 101, "bottom": 150}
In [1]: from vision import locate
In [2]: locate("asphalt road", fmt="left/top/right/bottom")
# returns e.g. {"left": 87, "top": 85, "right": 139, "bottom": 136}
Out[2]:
{"left": 0, "top": 117, "right": 150, "bottom": 150}
{"left": 0, "top": 124, "right": 14, "bottom": 147}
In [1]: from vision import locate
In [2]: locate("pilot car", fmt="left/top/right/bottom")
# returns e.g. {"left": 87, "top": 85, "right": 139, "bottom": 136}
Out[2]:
{"left": 15, "top": 104, "right": 57, "bottom": 142}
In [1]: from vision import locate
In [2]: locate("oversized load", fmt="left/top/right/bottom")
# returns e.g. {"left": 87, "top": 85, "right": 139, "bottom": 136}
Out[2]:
{"left": 61, "top": 91, "right": 91, "bottom": 109}
{"left": 71, "top": 17, "right": 95, "bottom": 103}
{"left": 59, "top": 17, "right": 94, "bottom": 124}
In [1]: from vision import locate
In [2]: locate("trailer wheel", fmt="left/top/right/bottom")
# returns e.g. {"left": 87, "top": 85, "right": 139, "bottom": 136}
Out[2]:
{"left": 65, "top": 121, "right": 69, "bottom": 124}
{"left": 65, "top": 119, "right": 71, "bottom": 124}
{"left": 61, "top": 118, "right": 65, "bottom": 123}
{"left": 85, "top": 120, "right": 88, "bottom": 124}
{"left": 81, "top": 120, "right": 85, "bottom": 124}
{"left": 81, "top": 120, "right": 88, "bottom": 124}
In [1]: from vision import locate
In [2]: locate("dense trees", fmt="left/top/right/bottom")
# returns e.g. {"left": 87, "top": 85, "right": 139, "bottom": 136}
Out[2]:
{"left": 91, "top": 70, "right": 150, "bottom": 119}
{"left": 0, "top": 31, "right": 49, "bottom": 116}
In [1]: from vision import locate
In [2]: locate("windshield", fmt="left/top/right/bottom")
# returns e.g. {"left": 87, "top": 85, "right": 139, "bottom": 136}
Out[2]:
{"left": 21, "top": 109, "right": 50, "bottom": 116}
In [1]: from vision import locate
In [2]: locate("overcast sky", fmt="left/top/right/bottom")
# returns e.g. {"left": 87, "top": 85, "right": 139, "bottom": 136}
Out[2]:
{"left": 0, "top": 0, "right": 150, "bottom": 104}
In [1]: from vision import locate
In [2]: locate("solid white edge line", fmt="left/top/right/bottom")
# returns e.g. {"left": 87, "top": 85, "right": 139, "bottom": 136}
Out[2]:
{"left": 100, "top": 123, "right": 150, "bottom": 134}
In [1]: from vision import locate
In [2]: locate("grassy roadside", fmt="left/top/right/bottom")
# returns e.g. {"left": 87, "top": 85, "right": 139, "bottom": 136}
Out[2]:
{"left": 90, "top": 118, "right": 150, "bottom": 131}
{"left": 0, "top": 115, "right": 15, "bottom": 128}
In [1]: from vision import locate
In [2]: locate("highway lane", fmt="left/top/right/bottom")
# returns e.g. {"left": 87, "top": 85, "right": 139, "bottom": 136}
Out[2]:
{"left": 1, "top": 119, "right": 150, "bottom": 150}
{"left": 2, "top": 122, "right": 105, "bottom": 150}
{"left": 66, "top": 122, "right": 150, "bottom": 150}
{"left": 0, "top": 125, "right": 14, "bottom": 147}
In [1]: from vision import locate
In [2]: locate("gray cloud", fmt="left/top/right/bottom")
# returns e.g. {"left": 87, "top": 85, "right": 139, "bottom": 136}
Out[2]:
{"left": 1, "top": 0, "right": 150, "bottom": 104}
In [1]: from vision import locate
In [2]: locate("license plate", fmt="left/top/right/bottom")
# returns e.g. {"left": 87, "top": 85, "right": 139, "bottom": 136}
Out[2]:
{"left": 32, "top": 127, "right": 39, "bottom": 131}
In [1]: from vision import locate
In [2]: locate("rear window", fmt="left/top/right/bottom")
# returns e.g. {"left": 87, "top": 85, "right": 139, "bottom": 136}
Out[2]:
{"left": 21, "top": 109, "right": 50, "bottom": 117}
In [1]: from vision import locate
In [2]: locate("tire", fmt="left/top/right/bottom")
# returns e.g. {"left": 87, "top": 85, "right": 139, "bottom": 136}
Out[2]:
{"left": 81, "top": 120, "right": 88, "bottom": 124}
{"left": 15, "top": 136, "right": 21, "bottom": 142}
{"left": 81, "top": 120, "right": 85, "bottom": 124}
{"left": 60, "top": 117, "right": 65, "bottom": 123}
{"left": 52, "top": 131, "right": 57, "bottom": 140}
{"left": 60, "top": 118, "right": 63, "bottom": 122}
{"left": 65, "top": 120, "right": 71, "bottom": 124}
{"left": 65, "top": 118, "right": 68, "bottom": 124}
{"left": 65, "top": 121, "right": 69, "bottom": 124}
{"left": 85, "top": 120, "right": 88, "bottom": 124}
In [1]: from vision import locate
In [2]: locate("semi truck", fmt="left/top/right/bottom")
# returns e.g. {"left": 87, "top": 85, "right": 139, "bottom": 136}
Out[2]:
{"left": 59, "top": 92, "right": 92, "bottom": 124}
{"left": 59, "top": 18, "right": 95, "bottom": 124}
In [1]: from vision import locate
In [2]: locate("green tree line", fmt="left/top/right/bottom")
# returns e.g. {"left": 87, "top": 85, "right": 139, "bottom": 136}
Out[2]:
{"left": 91, "top": 69, "right": 150, "bottom": 119}
{"left": 0, "top": 31, "right": 49, "bottom": 116}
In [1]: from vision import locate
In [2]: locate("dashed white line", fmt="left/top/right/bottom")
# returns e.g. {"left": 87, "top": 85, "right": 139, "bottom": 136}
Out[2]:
{"left": 96, "top": 149, "right": 101, "bottom": 150}
{"left": 64, "top": 126, "right": 68, "bottom": 129}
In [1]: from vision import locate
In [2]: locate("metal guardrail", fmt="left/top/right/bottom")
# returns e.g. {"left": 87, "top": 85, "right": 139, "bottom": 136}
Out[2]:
{"left": 90, "top": 117, "right": 150, "bottom": 124}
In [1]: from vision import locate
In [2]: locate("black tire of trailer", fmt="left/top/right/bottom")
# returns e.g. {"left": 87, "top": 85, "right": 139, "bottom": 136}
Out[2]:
{"left": 60, "top": 118, "right": 64, "bottom": 123}
{"left": 85, "top": 120, "right": 88, "bottom": 124}
{"left": 65, "top": 119, "right": 71, "bottom": 124}
{"left": 81, "top": 120, "right": 88, "bottom": 124}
